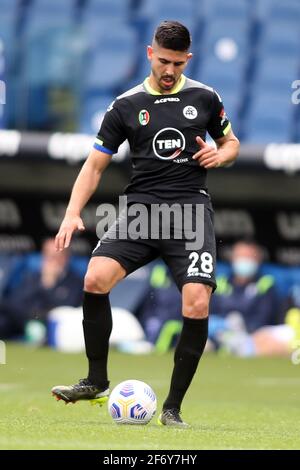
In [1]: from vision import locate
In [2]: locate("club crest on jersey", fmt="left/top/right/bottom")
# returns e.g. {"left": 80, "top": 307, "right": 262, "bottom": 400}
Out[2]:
{"left": 139, "top": 109, "right": 150, "bottom": 126}
{"left": 183, "top": 105, "right": 198, "bottom": 120}
{"left": 153, "top": 127, "right": 186, "bottom": 160}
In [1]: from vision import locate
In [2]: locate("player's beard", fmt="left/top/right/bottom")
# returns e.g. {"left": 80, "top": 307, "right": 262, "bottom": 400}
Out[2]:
{"left": 151, "top": 68, "right": 178, "bottom": 92}
{"left": 159, "top": 75, "right": 176, "bottom": 91}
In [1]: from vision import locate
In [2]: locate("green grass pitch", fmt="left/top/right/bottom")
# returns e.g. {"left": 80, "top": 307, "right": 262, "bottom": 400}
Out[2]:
{"left": 0, "top": 343, "right": 300, "bottom": 450}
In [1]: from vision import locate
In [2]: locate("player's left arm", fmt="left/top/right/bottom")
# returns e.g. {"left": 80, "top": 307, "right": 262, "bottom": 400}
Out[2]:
{"left": 192, "top": 130, "right": 240, "bottom": 169}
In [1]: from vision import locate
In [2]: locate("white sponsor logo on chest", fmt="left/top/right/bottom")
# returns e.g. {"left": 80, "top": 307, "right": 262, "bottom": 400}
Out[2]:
{"left": 154, "top": 97, "right": 180, "bottom": 104}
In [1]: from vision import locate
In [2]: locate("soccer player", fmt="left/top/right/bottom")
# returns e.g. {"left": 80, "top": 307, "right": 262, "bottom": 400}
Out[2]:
{"left": 52, "top": 21, "right": 240, "bottom": 427}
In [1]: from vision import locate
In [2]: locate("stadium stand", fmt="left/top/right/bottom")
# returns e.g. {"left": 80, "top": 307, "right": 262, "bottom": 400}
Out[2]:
{"left": 260, "top": 23, "right": 299, "bottom": 60}
{"left": 137, "top": 0, "right": 197, "bottom": 34}
{"left": 245, "top": 89, "right": 295, "bottom": 143}
{"left": 79, "top": 94, "right": 114, "bottom": 134}
{"left": 257, "top": 0, "right": 300, "bottom": 23}
{"left": 0, "top": 9, "right": 17, "bottom": 74}
{"left": 1, "top": 253, "right": 300, "bottom": 309}
{"left": 0, "top": 0, "right": 299, "bottom": 138}
{"left": 82, "top": 24, "right": 137, "bottom": 92}
{"left": 196, "top": 56, "right": 246, "bottom": 128}
{"left": 196, "top": 0, "right": 252, "bottom": 21}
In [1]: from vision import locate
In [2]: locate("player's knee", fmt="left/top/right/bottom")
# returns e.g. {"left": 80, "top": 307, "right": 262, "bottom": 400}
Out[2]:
{"left": 182, "top": 284, "right": 211, "bottom": 319}
{"left": 84, "top": 270, "right": 112, "bottom": 294}
{"left": 183, "top": 295, "right": 209, "bottom": 319}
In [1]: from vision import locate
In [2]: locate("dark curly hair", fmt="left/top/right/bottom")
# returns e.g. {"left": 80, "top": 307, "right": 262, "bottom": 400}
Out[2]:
{"left": 154, "top": 21, "right": 191, "bottom": 52}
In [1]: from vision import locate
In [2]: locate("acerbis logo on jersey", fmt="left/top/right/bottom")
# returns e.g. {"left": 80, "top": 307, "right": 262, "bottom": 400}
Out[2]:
{"left": 154, "top": 97, "right": 180, "bottom": 104}
{"left": 139, "top": 109, "right": 150, "bottom": 126}
{"left": 152, "top": 128, "right": 186, "bottom": 160}
{"left": 183, "top": 105, "right": 198, "bottom": 120}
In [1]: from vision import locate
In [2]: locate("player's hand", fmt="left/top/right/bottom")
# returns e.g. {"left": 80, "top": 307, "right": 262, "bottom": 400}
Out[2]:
{"left": 55, "top": 214, "right": 85, "bottom": 251}
{"left": 192, "top": 136, "right": 222, "bottom": 169}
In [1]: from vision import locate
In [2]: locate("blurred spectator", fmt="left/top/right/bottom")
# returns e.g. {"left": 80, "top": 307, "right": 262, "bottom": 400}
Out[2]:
{"left": 209, "top": 240, "right": 280, "bottom": 339}
{"left": 249, "top": 285, "right": 300, "bottom": 357}
{"left": 139, "top": 241, "right": 283, "bottom": 354}
{"left": 218, "top": 305, "right": 300, "bottom": 358}
{"left": 138, "top": 264, "right": 182, "bottom": 352}
{"left": 0, "top": 238, "right": 83, "bottom": 340}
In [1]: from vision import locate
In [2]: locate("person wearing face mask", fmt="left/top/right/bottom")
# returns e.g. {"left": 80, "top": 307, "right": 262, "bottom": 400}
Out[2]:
{"left": 209, "top": 240, "right": 280, "bottom": 338}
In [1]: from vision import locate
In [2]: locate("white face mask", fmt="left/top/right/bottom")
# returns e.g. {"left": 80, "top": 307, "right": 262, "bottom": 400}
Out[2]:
{"left": 232, "top": 258, "right": 259, "bottom": 278}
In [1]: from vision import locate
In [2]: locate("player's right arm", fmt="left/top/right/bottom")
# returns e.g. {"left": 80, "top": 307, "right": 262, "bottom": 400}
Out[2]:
{"left": 55, "top": 149, "right": 112, "bottom": 251}
{"left": 56, "top": 96, "right": 127, "bottom": 251}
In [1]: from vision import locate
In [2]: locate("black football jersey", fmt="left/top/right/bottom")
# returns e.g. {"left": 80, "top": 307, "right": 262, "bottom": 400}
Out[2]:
{"left": 94, "top": 75, "right": 231, "bottom": 204}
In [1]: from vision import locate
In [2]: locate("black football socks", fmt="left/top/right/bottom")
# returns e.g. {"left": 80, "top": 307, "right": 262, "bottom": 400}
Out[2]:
{"left": 82, "top": 291, "right": 112, "bottom": 389}
{"left": 163, "top": 316, "right": 208, "bottom": 411}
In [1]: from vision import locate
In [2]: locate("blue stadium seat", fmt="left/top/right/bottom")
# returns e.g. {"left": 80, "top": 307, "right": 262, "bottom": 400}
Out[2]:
{"left": 268, "top": 0, "right": 300, "bottom": 25}
{"left": 84, "top": 25, "right": 137, "bottom": 91}
{"left": 139, "top": 0, "right": 196, "bottom": 19}
{"left": 23, "top": 25, "right": 84, "bottom": 86}
{"left": 197, "top": 57, "right": 246, "bottom": 92}
{"left": 85, "top": 52, "right": 134, "bottom": 92}
{"left": 0, "top": 254, "right": 23, "bottom": 298}
{"left": 0, "top": 13, "right": 17, "bottom": 72}
{"left": 255, "top": 0, "right": 300, "bottom": 22}
{"left": 245, "top": 94, "right": 294, "bottom": 143}
{"left": 30, "top": 0, "right": 77, "bottom": 15}
{"left": 254, "top": 57, "right": 299, "bottom": 92}
{"left": 260, "top": 22, "right": 300, "bottom": 59}
{"left": 83, "top": 0, "right": 131, "bottom": 17}
{"left": 197, "top": 0, "right": 252, "bottom": 21}
{"left": 249, "top": 91, "right": 293, "bottom": 115}
{"left": 81, "top": 14, "right": 132, "bottom": 51}
{"left": 0, "top": 0, "right": 19, "bottom": 14}
{"left": 24, "top": 0, "right": 76, "bottom": 37}
{"left": 21, "top": 20, "right": 84, "bottom": 128}
{"left": 24, "top": 11, "right": 75, "bottom": 39}
{"left": 80, "top": 94, "right": 114, "bottom": 134}
{"left": 2, "top": 76, "right": 18, "bottom": 128}
{"left": 137, "top": 0, "right": 197, "bottom": 36}
{"left": 81, "top": 0, "right": 138, "bottom": 32}
{"left": 200, "top": 18, "right": 251, "bottom": 61}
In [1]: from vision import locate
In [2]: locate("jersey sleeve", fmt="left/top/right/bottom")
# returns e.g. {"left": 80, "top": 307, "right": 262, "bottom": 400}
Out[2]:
{"left": 206, "top": 90, "right": 231, "bottom": 140}
{"left": 93, "top": 100, "right": 127, "bottom": 155}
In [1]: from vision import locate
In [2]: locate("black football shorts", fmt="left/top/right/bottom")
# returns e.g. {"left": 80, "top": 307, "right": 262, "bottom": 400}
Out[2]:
{"left": 92, "top": 201, "right": 216, "bottom": 291}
